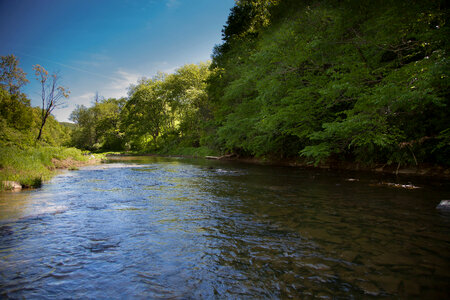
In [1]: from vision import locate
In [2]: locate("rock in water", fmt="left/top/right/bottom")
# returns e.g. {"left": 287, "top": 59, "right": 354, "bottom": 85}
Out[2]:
{"left": 2, "top": 181, "right": 22, "bottom": 191}
{"left": 436, "top": 200, "right": 450, "bottom": 210}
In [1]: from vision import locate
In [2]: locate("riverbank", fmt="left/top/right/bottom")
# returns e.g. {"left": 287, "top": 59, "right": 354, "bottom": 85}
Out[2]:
{"left": 208, "top": 155, "right": 450, "bottom": 180}
{"left": 106, "top": 151, "right": 450, "bottom": 180}
{"left": 0, "top": 145, "right": 104, "bottom": 191}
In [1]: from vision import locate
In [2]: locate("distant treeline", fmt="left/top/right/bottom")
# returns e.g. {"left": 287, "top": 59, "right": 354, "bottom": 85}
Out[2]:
{"left": 3, "top": 0, "right": 448, "bottom": 168}
{"left": 69, "top": 63, "right": 213, "bottom": 156}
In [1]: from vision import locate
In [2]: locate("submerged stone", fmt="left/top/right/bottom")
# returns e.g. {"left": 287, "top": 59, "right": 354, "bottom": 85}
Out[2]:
{"left": 2, "top": 181, "right": 22, "bottom": 191}
{"left": 436, "top": 200, "right": 450, "bottom": 210}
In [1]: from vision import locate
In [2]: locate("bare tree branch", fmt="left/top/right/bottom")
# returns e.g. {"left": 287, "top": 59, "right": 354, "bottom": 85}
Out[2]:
{"left": 33, "top": 65, "right": 70, "bottom": 141}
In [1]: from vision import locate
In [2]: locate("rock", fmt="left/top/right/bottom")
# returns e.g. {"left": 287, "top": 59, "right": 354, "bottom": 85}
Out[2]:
{"left": 436, "top": 200, "right": 450, "bottom": 210}
{"left": 2, "top": 181, "right": 22, "bottom": 191}
{"left": 373, "top": 182, "right": 420, "bottom": 189}
{"left": 206, "top": 153, "right": 236, "bottom": 160}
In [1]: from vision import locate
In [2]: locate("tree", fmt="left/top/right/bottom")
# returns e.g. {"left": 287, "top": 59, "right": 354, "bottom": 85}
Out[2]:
{"left": 0, "top": 55, "right": 32, "bottom": 131}
{"left": 70, "top": 98, "right": 126, "bottom": 150}
{"left": 0, "top": 54, "right": 29, "bottom": 95}
{"left": 69, "top": 105, "right": 97, "bottom": 149}
{"left": 123, "top": 79, "right": 167, "bottom": 149}
{"left": 163, "top": 62, "right": 211, "bottom": 145}
{"left": 33, "top": 65, "right": 70, "bottom": 141}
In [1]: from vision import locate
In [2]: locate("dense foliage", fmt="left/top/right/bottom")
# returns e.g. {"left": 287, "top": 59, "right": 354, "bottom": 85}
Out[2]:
{"left": 70, "top": 97, "right": 126, "bottom": 151}
{"left": 68, "top": 0, "right": 449, "bottom": 167}
{"left": 207, "top": 0, "right": 449, "bottom": 166}
{"left": 70, "top": 63, "right": 215, "bottom": 155}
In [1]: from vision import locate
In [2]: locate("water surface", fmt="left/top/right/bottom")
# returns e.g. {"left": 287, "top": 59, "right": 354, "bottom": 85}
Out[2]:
{"left": 1, "top": 156, "right": 449, "bottom": 298}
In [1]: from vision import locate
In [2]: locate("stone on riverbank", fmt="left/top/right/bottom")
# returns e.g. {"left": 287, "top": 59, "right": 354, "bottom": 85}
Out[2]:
{"left": 2, "top": 181, "right": 22, "bottom": 191}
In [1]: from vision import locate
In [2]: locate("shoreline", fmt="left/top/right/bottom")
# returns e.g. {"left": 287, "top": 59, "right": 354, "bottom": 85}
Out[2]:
{"left": 223, "top": 157, "right": 450, "bottom": 180}
{"left": 3, "top": 152, "right": 448, "bottom": 191}
{"left": 106, "top": 152, "right": 450, "bottom": 180}
{"left": 1, "top": 155, "right": 104, "bottom": 191}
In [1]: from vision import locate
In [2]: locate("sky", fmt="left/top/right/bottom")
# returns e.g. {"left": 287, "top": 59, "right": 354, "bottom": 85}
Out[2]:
{"left": 0, "top": 0, "right": 235, "bottom": 122}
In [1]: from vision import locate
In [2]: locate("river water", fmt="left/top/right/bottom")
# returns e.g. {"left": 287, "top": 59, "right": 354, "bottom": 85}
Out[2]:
{"left": 0, "top": 156, "right": 449, "bottom": 298}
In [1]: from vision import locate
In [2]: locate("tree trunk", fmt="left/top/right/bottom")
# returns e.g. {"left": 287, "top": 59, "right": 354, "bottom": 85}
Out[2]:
{"left": 36, "top": 111, "right": 49, "bottom": 141}
{"left": 36, "top": 120, "right": 45, "bottom": 141}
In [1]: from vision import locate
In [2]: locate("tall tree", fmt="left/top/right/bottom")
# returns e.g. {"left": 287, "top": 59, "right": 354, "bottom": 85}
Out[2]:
{"left": 33, "top": 65, "right": 70, "bottom": 141}
{"left": 0, "top": 55, "right": 33, "bottom": 133}
{"left": 163, "top": 62, "right": 211, "bottom": 144}
{"left": 70, "top": 98, "right": 125, "bottom": 150}
{"left": 0, "top": 54, "right": 29, "bottom": 95}
{"left": 123, "top": 79, "right": 167, "bottom": 147}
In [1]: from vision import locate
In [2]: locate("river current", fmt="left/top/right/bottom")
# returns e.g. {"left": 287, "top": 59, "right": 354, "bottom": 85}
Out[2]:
{"left": 1, "top": 156, "right": 449, "bottom": 298}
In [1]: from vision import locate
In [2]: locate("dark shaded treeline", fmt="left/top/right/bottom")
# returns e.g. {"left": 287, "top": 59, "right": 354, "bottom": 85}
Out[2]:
{"left": 208, "top": 0, "right": 449, "bottom": 166}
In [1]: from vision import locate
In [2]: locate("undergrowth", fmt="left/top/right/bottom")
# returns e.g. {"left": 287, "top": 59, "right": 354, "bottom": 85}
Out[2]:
{"left": 0, "top": 145, "right": 101, "bottom": 190}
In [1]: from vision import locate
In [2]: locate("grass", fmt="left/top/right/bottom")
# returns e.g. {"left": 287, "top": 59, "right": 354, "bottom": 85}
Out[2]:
{"left": 0, "top": 145, "right": 103, "bottom": 190}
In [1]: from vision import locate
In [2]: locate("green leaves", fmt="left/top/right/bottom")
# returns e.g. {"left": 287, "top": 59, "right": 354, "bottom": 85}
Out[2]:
{"left": 208, "top": 0, "right": 449, "bottom": 166}
{"left": 70, "top": 98, "right": 126, "bottom": 151}
{"left": 0, "top": 55, "right": 29, "bottom": 95}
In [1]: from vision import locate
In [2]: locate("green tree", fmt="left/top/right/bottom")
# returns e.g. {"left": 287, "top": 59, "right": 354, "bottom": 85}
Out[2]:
{"left": 122, "top": 77, "right": 168, "bottom": 150}
{"left": 69, "top": 97, "right": 125, "bottom": 150}
{"left": 70, "top": 105, "right": 97, "bottom": 149}
{"left": 163, "top": 62, "right": 211, "bottom": 146}
{"left": 0, "top": 54, "right": 29, "bottom": 95}
{"left": 207, "top": 0, "right": 449, "bottom": 166}
{"left": 0, "top": 55, "right": 34, "bottom": 146}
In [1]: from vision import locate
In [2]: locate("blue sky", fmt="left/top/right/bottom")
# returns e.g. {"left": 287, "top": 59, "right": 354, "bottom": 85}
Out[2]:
{"left": 0, "top": 0, "right": 235, "bottom": 122}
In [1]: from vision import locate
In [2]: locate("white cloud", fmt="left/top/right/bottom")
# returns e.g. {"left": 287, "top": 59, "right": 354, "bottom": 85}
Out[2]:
{"left": 162, "top": 66, "right": 178, "bottom": 74}
{"left": 72, "top": 53, "right": 110, "bottom": 68}
{"left": 71, "top": 92, "right": 97, "bottom": 105}
{"left": 102, "top": 69, "right": 142, "bottom": 99}
{"left": 166, "top": 0, "right": 180, "bottom": 8}
{"left": 57, "top": 69, "right": 141, "bottom": 122}
{"left": 54, "top": 92, "right": 96, "bottom": 122}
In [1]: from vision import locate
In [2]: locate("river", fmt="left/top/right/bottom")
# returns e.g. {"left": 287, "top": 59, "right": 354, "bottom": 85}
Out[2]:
{"left": 1, "top": 156, "right": 449, "bottom": 298}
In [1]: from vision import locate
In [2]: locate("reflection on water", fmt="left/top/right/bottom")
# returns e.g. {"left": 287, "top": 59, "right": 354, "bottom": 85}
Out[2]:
{"left": 0, "top": 156, "right": 449, "bottom": 298}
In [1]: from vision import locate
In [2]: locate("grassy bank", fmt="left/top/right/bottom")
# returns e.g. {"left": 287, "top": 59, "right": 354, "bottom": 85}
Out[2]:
{"left": 0, "top": 145, "right": 103, "bottom": 190}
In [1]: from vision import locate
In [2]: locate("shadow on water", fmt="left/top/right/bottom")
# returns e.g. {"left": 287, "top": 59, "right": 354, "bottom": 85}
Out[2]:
{"left": 0, "top": 156, "right": 449, "bottom": 298}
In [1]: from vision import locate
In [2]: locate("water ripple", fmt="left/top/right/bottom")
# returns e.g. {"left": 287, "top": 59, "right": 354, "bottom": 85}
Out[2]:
{"left": 0, "top": 157, "right": 449, "bottom": 298}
